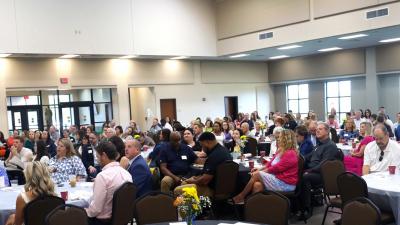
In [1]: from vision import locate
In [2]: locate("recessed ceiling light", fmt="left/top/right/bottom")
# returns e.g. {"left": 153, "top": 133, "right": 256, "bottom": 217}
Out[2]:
{"left": 269, "top": 55, "right": 289, "bottom": 60}
{"left": 170, "top": 56, "right": 189, "bottom": 60}
{"left": 379, "top": 37, "right": 400, "bottom": 43}
{"left": 338, "top": 34, "right": 368, "bottom": 40}
{"left": 277, "top": 45, "right": 302, "bottom": 50}
{"left": 229, "top": 54, "right": 249, "bottom": 58}
{"left": 59, "top": 54, "right": 79, "bottom": 58}
{"left": 318, "top": 47, "right": 342, "bottom": 52}
{"left": 120, "top": 55, "right": 137, "bottom": 59}
{"left": 0, "top": 54, "right": 11, "bottom": 58}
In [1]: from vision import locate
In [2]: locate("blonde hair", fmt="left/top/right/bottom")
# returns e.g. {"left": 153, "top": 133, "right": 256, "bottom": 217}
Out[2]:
{"left": 24, "top": 161, "right": 55, "bottom": 197}
{"left": 58, "top": 138, "right": 76, "bottom": 158}
{"left": 278, "top": 129, "right": 298, "bottom": 154}
{"left": 361, "top": 121, "right": 373, "bottom": 136}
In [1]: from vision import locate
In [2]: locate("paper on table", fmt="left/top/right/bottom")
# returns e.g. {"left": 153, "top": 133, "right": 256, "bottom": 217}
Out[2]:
{"left": 218, "top": 223, "right": 234, "bottom": 225}
{"left": 235, "top": 222, "right": 259, "bottom": 225}
{"left": 170, "top": 222, "right": 186, "bottom": 225}
{"left": 243, "top": 153, "right": 252, "bottom": 158}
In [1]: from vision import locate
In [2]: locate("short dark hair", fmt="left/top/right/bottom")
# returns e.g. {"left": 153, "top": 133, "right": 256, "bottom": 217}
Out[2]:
{"left": 198, "top": 132, "right": 216, "bottom": 141}
{"left": 295, "top": 125, "right": 309, "bottom": 137}
{"left": 95, "top": 142, "right": 118, "bottom": 160}
{"left": 328, "top": 114, "right": 335, "bottom": 119}
{"left": 184, "top": 128, "right": 194, "bottom": 135}
{"left": 109, "top": 136, "right": 125, "bottom": 159}
{"left": 14, "top": 136, "right": 24, "bottom": 143}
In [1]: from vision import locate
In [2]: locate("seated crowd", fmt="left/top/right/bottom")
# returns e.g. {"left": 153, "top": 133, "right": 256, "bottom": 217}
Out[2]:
{"left": 1, "top": 107, "right": 400, "bottom": 224}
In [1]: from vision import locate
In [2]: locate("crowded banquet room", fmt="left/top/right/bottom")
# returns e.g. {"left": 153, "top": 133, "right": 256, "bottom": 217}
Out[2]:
{"left": 2, "top": 0, "right": 400, "bottom": 225}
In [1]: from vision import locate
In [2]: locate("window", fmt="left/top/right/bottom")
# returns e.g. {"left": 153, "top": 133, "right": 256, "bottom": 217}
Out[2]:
{"left": 325, "top": 80, "right": 351, "bottom": 122}
{"left": 287, "top": 84, "right": 309, "bottom": 118}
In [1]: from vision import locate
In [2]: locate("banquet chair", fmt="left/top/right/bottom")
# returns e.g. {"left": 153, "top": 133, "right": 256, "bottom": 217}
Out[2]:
{"left": 244, "top": 191, "right": 290, "bottom": 225}
{"left": 24, "top": 195, "right": 65, "bottom": 225}
{"left": 135, "top": 191, "right": 177, "bottom": 225}
{"left": 341, "top": 197, "right": 380, "bottom": 225}
{"left": 245, "top": 137, "right": 258, "bottom": 156}
{"left": 46, "top": 204, "right": 88, "bottom": 225}
{"left": 111, "top": 182, "right": 137, "bottom": 225}
{"left": 337, "top": 172, "right": 394, "bottom": 225}
{"left": 320, "top": 160, "right": 345, "bottom": 225}
{"left": 214, "top": 160, "right": 239, "bottom": 218}
{"left": 277, "top": 155, "right": 304, "bottom": 213}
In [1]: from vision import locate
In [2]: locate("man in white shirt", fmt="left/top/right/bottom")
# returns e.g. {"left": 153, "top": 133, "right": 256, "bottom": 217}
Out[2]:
{"left": 86, "top": 142, "right": 132, "bottom": 225}
{"left": 353, "top": 110, "right": 365, "bottom": 130}
{"left": 5, "top": 136, "right": 33, "bottom": 170}
{"left": 363, "top": 124, "right": 400, "bottom": 175}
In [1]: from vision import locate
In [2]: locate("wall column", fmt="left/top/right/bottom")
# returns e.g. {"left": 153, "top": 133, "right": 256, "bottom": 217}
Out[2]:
{"left": 0, "top": 59, "right": 9, "bottom": 137}
{"left": 113, "top": 59, "right": 131, "bottom": 128}
{"left": 365, "top": 47, "right": 379, "bottom": 111}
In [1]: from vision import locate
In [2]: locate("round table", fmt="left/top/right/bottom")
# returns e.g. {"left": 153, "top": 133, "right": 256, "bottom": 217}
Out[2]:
{"left": 363, "top": 171, "right": 400, "bottom": 225}
{"left": 336, "top": 143, "right": 353, "bottom": 156}
{"left": 0, "top": 181, "right": 93, "bottom": 225}
{"left": 147, "top": 220, "right": 266, "bottom": 225}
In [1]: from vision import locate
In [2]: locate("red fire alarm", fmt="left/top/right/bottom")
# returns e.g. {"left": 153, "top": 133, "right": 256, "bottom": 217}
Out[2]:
{"left": 60, "top": 77, "right": 69, "bottom": 84}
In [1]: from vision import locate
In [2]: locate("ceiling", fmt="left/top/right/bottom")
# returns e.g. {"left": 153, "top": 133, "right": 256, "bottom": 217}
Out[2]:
{"left": 6, "top": 25, "right": 400, "bottom": 62}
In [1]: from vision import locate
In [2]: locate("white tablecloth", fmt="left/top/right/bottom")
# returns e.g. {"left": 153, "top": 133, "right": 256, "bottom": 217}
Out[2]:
{"left": 363, "top": 171, "right": 400, "bottom": 225}
{"left": 336, "top": 143, "right": 353, "bottom": 156}
{"left": 0, "top": 182, "right": 93, "bottom": 225}
{"left": 140, "top": 148, "right": 153, "bottom": 160}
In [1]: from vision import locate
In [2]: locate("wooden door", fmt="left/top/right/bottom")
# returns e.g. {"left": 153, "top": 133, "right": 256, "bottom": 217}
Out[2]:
{"left": 224, "top": 96, "right": 238, "bottom": 120}
{"left": 160, "top": 99, "right": 177, "bottom": 121}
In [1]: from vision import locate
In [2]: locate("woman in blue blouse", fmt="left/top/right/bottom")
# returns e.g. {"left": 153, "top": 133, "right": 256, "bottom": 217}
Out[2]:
{"left": 339, "top": 119, "right": 359, "bottom": 142}
{"left": 48, "top": 138, "right": 87, "bottom": 184}
{"left": 295, "top": 125, "right": 314, "bottom": 156}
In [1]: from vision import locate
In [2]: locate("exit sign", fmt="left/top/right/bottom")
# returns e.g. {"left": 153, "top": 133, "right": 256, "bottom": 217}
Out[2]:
{"left": 60, "top": 77, "right": 69, "bottom": 84}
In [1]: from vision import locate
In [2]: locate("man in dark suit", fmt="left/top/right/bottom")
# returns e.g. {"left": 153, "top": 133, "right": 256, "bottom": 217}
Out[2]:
{"left": 125, "top": 139, "right": 153, "bottom": 197}
{"left": 82, "top": 133, "right": 101, "bottom": 179}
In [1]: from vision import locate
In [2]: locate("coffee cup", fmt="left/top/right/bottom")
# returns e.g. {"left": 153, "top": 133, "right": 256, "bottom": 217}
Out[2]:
{"left": 389, "top": 166, "right": 396, "bottom": 175}
{"left": 60, "top": 191, "right": 68, "bottom": 201}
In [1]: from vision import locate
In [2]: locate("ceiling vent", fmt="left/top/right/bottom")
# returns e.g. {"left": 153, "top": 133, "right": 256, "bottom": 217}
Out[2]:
{"left": 259, "top": 32, "right": 273, "bottom": 40}
{"left": 366, "top": 8, "right": 388, "bottom": 19}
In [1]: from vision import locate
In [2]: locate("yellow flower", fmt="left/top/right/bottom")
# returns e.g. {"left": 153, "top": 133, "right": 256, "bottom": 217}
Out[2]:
{"left": 133, "top": 134, "right": 141, "bottom": 139}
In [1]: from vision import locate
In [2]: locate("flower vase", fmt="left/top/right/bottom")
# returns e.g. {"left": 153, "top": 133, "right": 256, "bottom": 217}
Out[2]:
{"left": 185, "top": 214, "right": 195, "bottom": 225}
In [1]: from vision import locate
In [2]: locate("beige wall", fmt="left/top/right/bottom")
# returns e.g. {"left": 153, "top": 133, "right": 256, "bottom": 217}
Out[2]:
{"left": 200, "top": 61, "right": 268, "bottom": 83}
{"left": 217, "top": 1, "right": 400, "bottom": 56}
{"left": 376, "top": 43, "right": 400, "bottom": 73}
{"left": 268, "top": 49, "right": 365, "bottom": 83}
{"left": 314, "top": 0, "right": 399, "bottom": 18}
{"left": 216, "top": 0, "right": 310, "bottom": 39}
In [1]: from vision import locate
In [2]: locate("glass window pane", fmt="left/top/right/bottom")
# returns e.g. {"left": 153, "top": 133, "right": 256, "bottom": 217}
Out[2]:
{"left": 93, "top": 88, "right": 111, "bottom": 102}
{"left": 59, "top": 89, "right": 91, "bottom": 102}
{"left": 25, "top": 96, "right": 39, "bottom": 105}
{"left": 59, "top": 94, "right": 70, "bottom": 103}
{"left": 7, "top": 97, "right": 10, "bottom": 106}
{"left": 62, "top": 107, "right": 74, "bottom": 130}
{"left": 95, "top": 123, "right": 105, "bottom": 134}
{"left": 326, "top": 81, "right": 339, "bottom": 97}
{"left": 287, "top": 85, "right": 298, "bottom": 99}
{"left": 298, "top": 84, "right": 309, "bottom": 99}
{"left": 28, "top": 111, "right": 39, "bottom": 130}
{"left": 299, "top": 99, "right": 309, "bottom": 114}
{"left": 288, "top": 100, "right": 299, "bottom": 113}
{"left": 14, "top": 112, "right": 22, "bottom": 130}
{"left": 7, "top": 110, "right": 12, "bottom": 131}
{"left": 79, "top": 107, "right": 91, "bottom": 126}
{"left": 339, "top": 80, "right": 351, "bottom": 96}
{"left": 94, "top": 103, "right": 112, "bottom": 123}
{"left": 11, "top": 97, "right": 25, "bottom": 106}
{"left": 340, "top": 97, "right": 351, "bottom": 113}
{"left": 339, "top": 113, "right": 347, "bottom": 123}
{"left": 327, "top": 98, "right": 339, "bottom": 113}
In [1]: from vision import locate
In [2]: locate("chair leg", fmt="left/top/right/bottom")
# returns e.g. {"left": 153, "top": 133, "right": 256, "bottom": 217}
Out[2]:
{"left": 321, "top": 205, "right": 330, "bottom": 225}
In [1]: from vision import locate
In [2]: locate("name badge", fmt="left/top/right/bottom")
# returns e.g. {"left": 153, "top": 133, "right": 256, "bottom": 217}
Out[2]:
{"left": 181, "top": 155, "right": 188, "bottom": 160}
{"left": 344, "top": 134, "right": 349, "bottom": 137}
{"left": 88, "top": 150, "right": 93, "bottom": 154}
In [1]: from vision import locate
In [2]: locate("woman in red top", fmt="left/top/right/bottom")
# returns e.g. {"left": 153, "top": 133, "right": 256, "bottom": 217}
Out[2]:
{"left": 233, "top": 129, "right": 299, "bottom": 204}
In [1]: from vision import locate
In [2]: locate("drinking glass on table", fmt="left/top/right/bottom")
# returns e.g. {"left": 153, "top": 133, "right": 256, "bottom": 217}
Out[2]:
{"left": 69, "top": 175, "right": 77, "bottom": 187}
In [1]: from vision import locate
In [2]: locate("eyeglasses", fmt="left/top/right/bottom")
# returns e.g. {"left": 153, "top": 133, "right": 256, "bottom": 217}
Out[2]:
{"left": 379, "top": 150, "right": 384, "bottom": 162}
